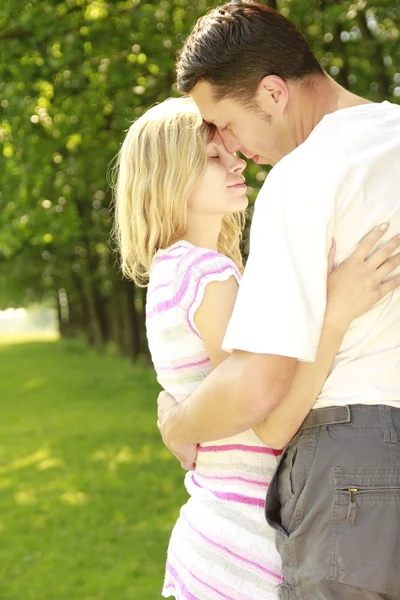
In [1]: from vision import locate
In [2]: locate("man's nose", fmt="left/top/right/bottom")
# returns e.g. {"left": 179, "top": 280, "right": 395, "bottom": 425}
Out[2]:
{"left": 217, "top": 128, "right": 240, "bottom": 154}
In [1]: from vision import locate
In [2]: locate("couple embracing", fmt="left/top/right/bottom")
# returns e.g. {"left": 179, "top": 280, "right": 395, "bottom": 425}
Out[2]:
{"left": 114, "top": 2, "right": 400, "bottom": 599}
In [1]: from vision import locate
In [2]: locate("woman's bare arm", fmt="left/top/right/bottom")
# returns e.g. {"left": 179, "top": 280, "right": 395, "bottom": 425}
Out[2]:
{"left": 194, "top": 226, "right": 400, "bottom": 451}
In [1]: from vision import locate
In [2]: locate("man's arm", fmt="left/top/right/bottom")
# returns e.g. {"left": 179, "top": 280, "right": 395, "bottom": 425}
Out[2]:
{"left": 160, "top": 349, "right": 296, "bottom": 443}
{"left": 157, "top": 274, "right": 297, "bottom": 467}
{"left": 156, "top": 267, "right": 297, "bottom": 468}
{"left": 158, "top": 159, "right": 332, "bottom": 466}
{"left": 158, "top": 224, "right": 400, "bottom": 467}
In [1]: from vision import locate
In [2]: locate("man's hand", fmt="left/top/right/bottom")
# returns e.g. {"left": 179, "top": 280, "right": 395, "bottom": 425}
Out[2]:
{"left": 157, "top": 391, "right": 198, "bottom": 471}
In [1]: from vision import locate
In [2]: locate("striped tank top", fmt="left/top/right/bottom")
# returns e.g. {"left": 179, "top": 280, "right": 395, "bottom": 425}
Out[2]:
{"left": 146, "top": 240, "right": 282, "bottom": 600}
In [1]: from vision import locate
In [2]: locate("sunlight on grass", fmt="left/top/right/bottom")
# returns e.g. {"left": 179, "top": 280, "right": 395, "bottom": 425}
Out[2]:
{"left": 0, "top": 478, "right": 12, "bottom": 489}
{"left": 23, "top": 377, "right": 47, "bottom": 391}
{"left": 0, "top": 337, "right": 187, "bottom": 600}
{"left": 15, "top": 490, "right": 38, "bottom": 505}
{"left": 93, "top": 443, "right": 176, "bottom": 472}
{"left": 37, "top": 457, "right": 64, "bottom": 470}
{"left": 60, "top": 490, "right": 88, "bottom": 506}
{"left": 0, "top": 331, "right": 59, "bottom": 346}
{"left": 0, "top": 448, "right": 51, "bottom": 474}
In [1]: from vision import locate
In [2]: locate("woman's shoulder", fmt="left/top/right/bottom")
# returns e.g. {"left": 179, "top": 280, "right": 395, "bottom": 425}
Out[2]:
{"left": 149, "top": 241, "right": 240, "bottom": 303}
{"left": 175, "top": 244, "right": 240, "bottom": 285}
{"left": 151, "top": 240, "right": 193, "bottom": 267}
{"left": 146, "top": 242, "right": 241, "bottom": 336}
{"left": 172, "top": 247, "right": 241, "bottom": 316}
{"left": 152, "top": 241, "right": 239, "bottom": 279}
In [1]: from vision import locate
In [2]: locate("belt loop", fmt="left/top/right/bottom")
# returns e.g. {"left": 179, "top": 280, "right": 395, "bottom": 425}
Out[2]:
{"left": 299, "top": 405, "right": 351, "bottom": 431}
{"left": 379, "top": 405, "right": 398, "bottom": 443}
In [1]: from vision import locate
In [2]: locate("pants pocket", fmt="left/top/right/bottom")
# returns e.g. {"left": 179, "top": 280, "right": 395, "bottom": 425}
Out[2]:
{"left": 277, "top": 583, "right": 300, "bottom": 599}
{"left": 328, "top": 466, "right": 400, "bottom": 595}
{"left": 265, "top": 444, "right": 298, "bottom": 537}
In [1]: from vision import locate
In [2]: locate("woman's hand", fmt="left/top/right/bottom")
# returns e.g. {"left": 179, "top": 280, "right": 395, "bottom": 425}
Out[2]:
{"left": 326, "top": 223, "right": 400, "bottom": 329}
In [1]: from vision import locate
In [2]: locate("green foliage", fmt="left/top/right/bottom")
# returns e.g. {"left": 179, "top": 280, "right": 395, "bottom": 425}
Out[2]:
{"left": 0, "top": 336, "right": 187, "bottom": 599}
{"left": 0, "top": 0, "right": 399, "bottom": 351}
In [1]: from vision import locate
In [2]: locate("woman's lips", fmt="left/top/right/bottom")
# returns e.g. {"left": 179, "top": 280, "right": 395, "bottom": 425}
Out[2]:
{"left": 228, "top": 182, "right": 247, "bottom": 189}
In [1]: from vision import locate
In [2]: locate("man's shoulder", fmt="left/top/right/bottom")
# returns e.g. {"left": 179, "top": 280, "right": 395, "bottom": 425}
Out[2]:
{"left": 259, "top": 101, "right": 400, "bottom": 198}
{"left": 258, "top": 143, "right": 330, "bottom": 203}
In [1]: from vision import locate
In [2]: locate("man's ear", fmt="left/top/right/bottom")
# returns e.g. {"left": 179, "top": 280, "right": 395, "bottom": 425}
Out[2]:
{"left": 257, "top": 75, "right": 289, "bottom": 116}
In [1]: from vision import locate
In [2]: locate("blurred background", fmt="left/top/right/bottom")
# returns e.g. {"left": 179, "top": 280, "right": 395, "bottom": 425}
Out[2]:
{"left": 0, "top": 0, "right": 399, "bottom": 598}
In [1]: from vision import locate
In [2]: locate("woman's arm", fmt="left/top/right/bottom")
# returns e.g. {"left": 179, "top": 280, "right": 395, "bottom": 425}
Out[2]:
{"left": 194, "top": 274, "right": 238, "bottom": 369}
{"left": 252, "top": 306, "right": 345, "bottom": 449}
{"left": 194, "top": 264, "right": 343, "bottom": 450}
{"left": 195, "top": 277, "right": 346, "bottom": 451}
{"left": 194, "top": 226, "right": 400, "bottom": 451}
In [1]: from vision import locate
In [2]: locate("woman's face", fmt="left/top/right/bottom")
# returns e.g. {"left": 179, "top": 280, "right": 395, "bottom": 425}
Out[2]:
{"left": 187, "top": 131, "right": 248, "bottom": 217}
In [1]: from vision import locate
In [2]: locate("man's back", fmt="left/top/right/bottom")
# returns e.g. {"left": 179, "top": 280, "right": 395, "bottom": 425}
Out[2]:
{"left": 259, "top": 103, "right": 400, "bottom": 600}
{"left": 224, "top": 101, "right": 400, "bottom": 409}
{"left": 309, "top": 102, "right": 400, "bottom": 407}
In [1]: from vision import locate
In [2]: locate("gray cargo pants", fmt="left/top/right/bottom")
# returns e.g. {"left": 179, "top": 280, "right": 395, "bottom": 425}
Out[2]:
{"left": 265, "top": 404, "right": 400, "bottom": 599}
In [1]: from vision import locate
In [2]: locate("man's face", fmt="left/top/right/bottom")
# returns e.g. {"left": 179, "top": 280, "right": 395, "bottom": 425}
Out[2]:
{"left": 190, "top": 80, "right": 295, "bottom": 167}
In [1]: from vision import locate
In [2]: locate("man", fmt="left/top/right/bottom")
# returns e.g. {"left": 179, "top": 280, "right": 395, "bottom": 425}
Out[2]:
{"left": 157, "top": 2, "right": 400, "bottom": 598}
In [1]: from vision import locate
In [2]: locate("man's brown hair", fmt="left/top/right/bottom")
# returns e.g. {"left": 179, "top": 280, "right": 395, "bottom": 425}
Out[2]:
{"left": 177, "top": 1, "right": 324, "bottom": 103}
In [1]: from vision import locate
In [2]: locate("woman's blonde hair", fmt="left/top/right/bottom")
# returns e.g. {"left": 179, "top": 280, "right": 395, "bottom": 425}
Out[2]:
{"left": 112, "top": 97, "right": 245, "bottom": 286}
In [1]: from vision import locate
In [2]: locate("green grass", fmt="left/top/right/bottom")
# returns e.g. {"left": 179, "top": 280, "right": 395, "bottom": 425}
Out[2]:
{"left": 0, "top": 336, "right": 188, "bottom": 600}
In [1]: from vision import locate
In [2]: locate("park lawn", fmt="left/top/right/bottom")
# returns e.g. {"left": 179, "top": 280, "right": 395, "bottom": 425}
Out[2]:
{"left": 0, "top": 336, "right": 187, "bottom": 600}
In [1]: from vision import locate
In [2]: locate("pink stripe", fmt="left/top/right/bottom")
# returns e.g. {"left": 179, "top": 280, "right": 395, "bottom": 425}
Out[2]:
{"left": 167, "top": 554, "right": 237, "bottom": 600}
{"left": 151, "top": 281, "right": 170, "bottom": 293}
{"left": 147, "top": 253, "right": 230, "bottom": 318}
{"left": 174, "top": 244, "right": 208, "bottom": 273}
{"left": 152, "top": 246, "right": 187, "bottom": 266}
{"left": 181, "top": 510, "right": 283, "bottom": 582}
{"left": 165, "top": 561, "right": 201, "bottom": 600}
{"left": 155, "top": 357, "right": 211, "bottom": 371}
{"left": 191, "top": 473, "right": 265, "bottom": 507}
{"left": 154, "top": 352, "right": 209, "bottom": 370}
{"left": 195, "top": 471, "right": 270, "bottom": 488}
{"left": 198, "top": 443, "right": 275, "bottom": 455}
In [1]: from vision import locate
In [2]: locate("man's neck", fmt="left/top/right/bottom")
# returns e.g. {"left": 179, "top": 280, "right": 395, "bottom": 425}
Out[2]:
{"left": 290, "top": 75, "right": 373, "bottom": 147}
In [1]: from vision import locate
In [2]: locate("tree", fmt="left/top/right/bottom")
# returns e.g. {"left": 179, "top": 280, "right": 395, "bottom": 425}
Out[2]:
{"left": 1, "top": 0, "right": 399, "bottom": 358}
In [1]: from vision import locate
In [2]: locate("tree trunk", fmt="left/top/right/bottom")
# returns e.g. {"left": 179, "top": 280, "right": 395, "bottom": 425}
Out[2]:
{"left": 82, "top": 271, "right": 105, "bottom": 348}
{"left": 108, "top": 276, "right": 143, "bottom": 361}
{"left": 121, "top": 279, "right": 141, "bottom": 361}
{"left": 56, "top": 293, "right": 64, "bottom": 337}
{"left": 71, "top": 267, "right": 104, "bottom": 348}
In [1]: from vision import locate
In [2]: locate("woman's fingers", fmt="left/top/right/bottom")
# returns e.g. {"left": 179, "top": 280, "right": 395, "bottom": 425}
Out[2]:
{"left": 350, "top": 223, "right": 390, "bottom": 263}
{"left": 376, "top": 250, "right": 400, "bottom": 280}
{"left": 366, "top": 234, "right": 400, "bottom": 270}
{"left": 379, "top": 274, "right": 400, "bottom": 299}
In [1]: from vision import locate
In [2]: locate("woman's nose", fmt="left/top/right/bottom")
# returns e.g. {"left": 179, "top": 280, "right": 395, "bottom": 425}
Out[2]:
{"left": 231, "top": 154, "right": 246, "bottom": 173}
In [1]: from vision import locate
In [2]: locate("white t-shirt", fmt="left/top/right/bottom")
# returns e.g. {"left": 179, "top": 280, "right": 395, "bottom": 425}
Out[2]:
{"left": 223, "top": 101, "right": 400, "bottom": 409}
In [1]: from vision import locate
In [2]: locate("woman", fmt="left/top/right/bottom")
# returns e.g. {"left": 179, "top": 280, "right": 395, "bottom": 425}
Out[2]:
{"left": 113, "top": 97, "right": 400, "bottom": 600}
